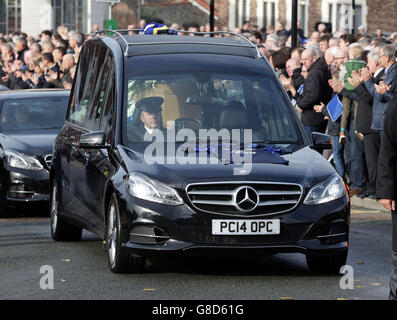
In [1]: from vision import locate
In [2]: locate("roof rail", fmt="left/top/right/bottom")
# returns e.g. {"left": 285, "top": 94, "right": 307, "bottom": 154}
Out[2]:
{"left": 94, "top": 29, "right": 141, "bottom": 56}
{"left": 175, "top": 30, "right": 254, "bottom": 45}
{"left": 95, "top": 29, "right": 262, "bottom": 58}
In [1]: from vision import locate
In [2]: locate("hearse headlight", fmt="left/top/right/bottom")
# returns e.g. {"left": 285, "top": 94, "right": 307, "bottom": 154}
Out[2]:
{"left": 127, "top": 172, "right": 183, "bottom": 206}
{"left": 3, "top": 149, "right": 44, "bottom": 171}
{"left": 304, "top": 174, "right": 346, "bottom": 205}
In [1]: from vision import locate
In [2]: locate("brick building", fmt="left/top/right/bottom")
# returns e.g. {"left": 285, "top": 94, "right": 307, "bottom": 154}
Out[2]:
{"left": 1, "top": 0, "right": 395, "bottom": 37}
{"left": 113, "top": 0, "right": 397, "bottom": 37}
{"left": 113, "top": 0, "right": 224, "bottom": 28}
{"left": 0, "top": 0, "right": 106, "bottom": 36}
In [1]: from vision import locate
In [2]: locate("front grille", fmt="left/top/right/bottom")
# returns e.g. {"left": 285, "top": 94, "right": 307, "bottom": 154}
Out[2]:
{"left": 186, "top": 182, "right": 302, "bottom": 216}
{"left": 8, "top": 185, "right": 35, "bottom": 199}
{"left": 129, "top": 225, "right": 169, "bottom": 245}
{"left": 306, "top": 220, "right": 349, "bottom": 245}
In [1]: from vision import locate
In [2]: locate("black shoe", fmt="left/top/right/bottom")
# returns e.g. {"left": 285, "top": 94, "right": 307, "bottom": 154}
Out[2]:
{"left": 389, "top": 290, "right": 397, "bottom": 300}
{"left": 368, "top": 193, "right": 377, "bottom": 200}
{"left": 356, "top": 191, "right": 368, "bottom": 198}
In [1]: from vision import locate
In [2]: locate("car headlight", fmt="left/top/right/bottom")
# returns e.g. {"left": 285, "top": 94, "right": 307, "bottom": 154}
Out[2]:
{"left": 127, "top": 172, "right": 183, "bottom": 206}
{"left": 304, "top": 174, "right": 346, "bottom": 205}
{"left": 3, "top": 149, "right": 44, "bottom": 171}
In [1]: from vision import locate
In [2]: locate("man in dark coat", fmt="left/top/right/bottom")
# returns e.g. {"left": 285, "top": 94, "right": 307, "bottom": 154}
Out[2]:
{"left": 295, "top": 48, "right": 333, "bottom": 138}
{"left": 129, "top": 97, "right": 167, "bottom": 141}
{"left": 339, "top": 49, "right": 385, "bottom": 198}
{"left": 364, "top": 44, "right": 397, "bottom": 135}
{"left": 376, "top": 95, "right": 397, "bottom": 300}
{"left": 313, "top": 95, "right": 344, "bottom": 177}
{"left": 46, "top": 53, "right": 75, "bottom": 88}
{"left": 15, "top": 37, "right": 28, "bottom": 62}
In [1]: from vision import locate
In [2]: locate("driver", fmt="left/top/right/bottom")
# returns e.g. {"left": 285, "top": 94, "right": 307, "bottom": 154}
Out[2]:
{"left": 132, "top": 96, "right": 166, "bottom": 140}
{"left": 14, "top": 105, "right": 29, "bottom": 128}
{"left": 43, "top": 106, "right": 57, "bottom": 121}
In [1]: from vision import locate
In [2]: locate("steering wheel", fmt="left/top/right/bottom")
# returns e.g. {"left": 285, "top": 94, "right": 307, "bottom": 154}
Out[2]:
{"left": 174, "top": 118, "right": 202, "bottom": 132}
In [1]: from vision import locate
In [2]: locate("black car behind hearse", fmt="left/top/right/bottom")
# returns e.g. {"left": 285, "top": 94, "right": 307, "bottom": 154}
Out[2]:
{"left": 50, "top": 30, "right": 350, "bottom": 274}
{"left": 0, "top": 89, "right": 70, "bottom": 213}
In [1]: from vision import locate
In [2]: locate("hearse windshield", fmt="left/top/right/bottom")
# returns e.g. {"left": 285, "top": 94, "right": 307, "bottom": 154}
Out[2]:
{"left": 124, "top": 72, "right": 304, "bottom": 147}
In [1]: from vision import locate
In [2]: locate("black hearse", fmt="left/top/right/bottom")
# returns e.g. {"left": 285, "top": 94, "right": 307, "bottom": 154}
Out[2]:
{"left": 0, "top": 89, "right": 70, "bottom": 213}
{"left": 50, "top": 31, "right": 350, "bottom": 274}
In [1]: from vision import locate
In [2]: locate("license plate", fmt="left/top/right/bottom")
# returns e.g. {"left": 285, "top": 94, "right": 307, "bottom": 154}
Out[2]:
{"left": 212, "top": 219, "right": 280, "bottom": 235}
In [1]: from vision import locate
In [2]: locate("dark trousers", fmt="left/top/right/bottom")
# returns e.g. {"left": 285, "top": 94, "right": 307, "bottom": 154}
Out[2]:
{"left": 331, "top": 135, "right": 345, "bottom": 177}
{"left": 392, "top": 212, "right": 397, "bottom": 296}
{"left": 346, "top": 119, "right": 367, "bottom": 191}
{"left": 303, "top": 125, "right": 319, "bottom": 140}
{"left": 303, "top": 124, "right": 326, "bottom": 140}
{"left": 363, "top": 133, "right": 380, "bottom": 195}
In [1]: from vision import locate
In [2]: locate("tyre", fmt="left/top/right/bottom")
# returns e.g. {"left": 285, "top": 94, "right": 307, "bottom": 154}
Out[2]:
{"left": 0, "top": 199, "right": 9, "bottom": 216}
{"left": 306, "top": 249, "right": 348, "bottom": 274}
{"left": 50, "top": 177, "right": 82, "bottom": 241}
{"left": 106, "top": 193, "right": 146, "bottom": 274}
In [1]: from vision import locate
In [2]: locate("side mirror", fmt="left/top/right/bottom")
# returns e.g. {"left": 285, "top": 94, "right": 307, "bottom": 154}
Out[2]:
{"left": 78, "top": 132, "right": 110, "bottom": 149}
{"left": 311, "top": 132, "right": 332, "bottom": 150}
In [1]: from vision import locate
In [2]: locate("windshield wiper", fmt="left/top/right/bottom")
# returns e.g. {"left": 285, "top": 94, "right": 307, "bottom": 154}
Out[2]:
{"left": 39, "top": 126, "right": 62, "bottom": 130}
{"left": 178, "top": 139, "right": 240, "bottom": 144}
{"left": 242, "top": 142, "right": 294, "bottom": 154}
{"left": 250, "top": 140, "right": 300, "bottom": 145}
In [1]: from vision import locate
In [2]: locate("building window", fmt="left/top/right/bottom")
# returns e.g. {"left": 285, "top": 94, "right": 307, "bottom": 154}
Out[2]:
{"left": 323, "top": 0, "right": 366, "bottom": 34}
{"left": 242, "top": 0, "right": 247, "bottom": 22}
{"left": 0, "top": 0, "right": 21, "bottom": 35}
{"left": 0, "top": 1, "right": 5, "bottom": 34}
{"left": 262, "top": 0, "right": 278, "bottom": 29}
{"left": 328, "top": 4, "right": 332, "bottom": 26}
{"left": 256, "top": 0, "right": 279, "bottom": 30}
{"left": 52, "top": 0, "right": 83, "bottom": 32}
{"left": 235, "top": 0, "right": 240, "bottom": 27}
{"left": 298, "top": 1, "right": 306, "bottom": 35}
{"left": 352, "top": 5, "right": 362, "bottom": 31}
{"left": 270, "top": 1, "right": 275, "bottom": 27}
{"left": 262, "top": 2, "right": 266, "bottom": 27}
{"left": 285, "top": 0, "right": 307, "bottom": 36}
{"left": 233, "top": 0, "right": 250, "bottom": 28}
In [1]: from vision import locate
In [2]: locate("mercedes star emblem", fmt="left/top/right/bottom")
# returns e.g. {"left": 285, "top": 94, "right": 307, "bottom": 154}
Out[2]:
{"left": 234, "top": 186, "right": 259, "bottom": 212}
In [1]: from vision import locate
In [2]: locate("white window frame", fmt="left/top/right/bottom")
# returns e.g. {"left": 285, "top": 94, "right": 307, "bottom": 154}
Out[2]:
{"left": 52, "top": 0, "right": 85, "bottom": 33}
{"left": 256, "top": 0, "right": 279, "bottom": 30}
{"left": 2, "top": 0, "right": 22, "bottom": 34}
{"left": 229, "top": 0, "right": 251, "bottom": 29}
{"left": 286, "top": 0, "right": 308, "bottom": 37}
{"left": 321, "top": 0, "right": 367, "bottom": 34}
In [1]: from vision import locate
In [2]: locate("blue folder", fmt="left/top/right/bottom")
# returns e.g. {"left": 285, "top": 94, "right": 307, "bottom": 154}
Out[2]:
{"left": 326, "top": 94, "right": 343, "bottom": 122}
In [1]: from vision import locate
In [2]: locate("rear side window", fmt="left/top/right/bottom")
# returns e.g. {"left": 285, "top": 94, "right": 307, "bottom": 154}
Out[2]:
{"left": 83, "top": 48, "right": 111, "bottom": 131}
{"left": 68, "top": 43, "right": 106, "bottom": 127}
{"left": 99, "top": 69, "right": 115, "bottom": 142}
{"left": 68, "top": 46, "right": 87, "bottom": 125}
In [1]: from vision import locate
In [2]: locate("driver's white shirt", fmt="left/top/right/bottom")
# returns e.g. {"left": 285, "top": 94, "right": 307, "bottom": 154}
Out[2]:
{"left": 144, "top": 125, "right": 161, "bottom": 135}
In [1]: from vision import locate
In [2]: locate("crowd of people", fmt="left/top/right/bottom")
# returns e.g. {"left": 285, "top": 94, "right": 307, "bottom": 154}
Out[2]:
{"left": 164, "top": 19, "right": 397, "bottom": 202}
{"left": 251, "top": 21, "right": 397, "bottom": 202}
{"left": 1, "top": 20, "right": 397, "bottom": 201}
{"left": 0, "top": 18, "right": 396, "bottom": 299}
{"left": 0, "top": 25, "right": 86, "bottom": 90}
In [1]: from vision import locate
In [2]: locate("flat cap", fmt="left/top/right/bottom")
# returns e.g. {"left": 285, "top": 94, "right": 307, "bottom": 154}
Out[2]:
{"left": 136, "top": 96, "right": 164, "bottom": 113}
